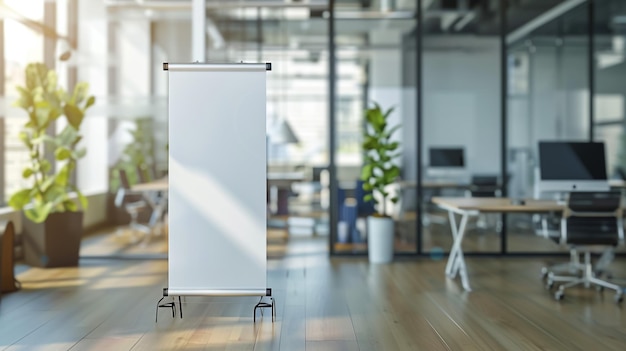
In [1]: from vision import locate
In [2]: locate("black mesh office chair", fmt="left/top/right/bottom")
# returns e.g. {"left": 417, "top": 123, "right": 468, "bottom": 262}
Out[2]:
{"left": 548, "top": 191, "right": 624, "bottom": 303}
{"left": 468, "top": 175, "right": 500, "bottom": 198}
{"left": 467, "top": 175, "right": 502, "bottom": 231}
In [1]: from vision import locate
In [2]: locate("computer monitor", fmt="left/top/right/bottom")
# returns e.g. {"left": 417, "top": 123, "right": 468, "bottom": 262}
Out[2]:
{"left": 538, "top": 141, "right": 609, "bottom": 193}
{"left": 429, "top": 148, "right": 464, "bottom": 168}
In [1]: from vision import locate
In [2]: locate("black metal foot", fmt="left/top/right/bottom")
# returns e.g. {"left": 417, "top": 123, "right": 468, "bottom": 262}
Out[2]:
{"left": 155, "top": 296, "right": 176, "bottom": 322}
{"left": 155, "top": 289, "right": 183, "bottom": 323}
{"left": 253, "top": 296, "right": 276, "bottom": 323}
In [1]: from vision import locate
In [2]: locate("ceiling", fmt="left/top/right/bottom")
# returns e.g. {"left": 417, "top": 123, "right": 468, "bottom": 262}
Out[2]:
{"left": 103, "top": 0, "right": 626, "bottom": 52}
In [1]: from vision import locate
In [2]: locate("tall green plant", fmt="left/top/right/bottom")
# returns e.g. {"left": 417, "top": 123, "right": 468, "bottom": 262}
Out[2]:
{"left": 8, "top": 63, "right": 95, "bottom": 223}
{"left": 360, "top": 103, "right": 401, "bottom": 217}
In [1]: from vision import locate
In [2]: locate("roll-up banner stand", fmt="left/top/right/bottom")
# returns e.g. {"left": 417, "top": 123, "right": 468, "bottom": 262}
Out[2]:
{"left": 156, "top": 62, "right": 274, "bottom": 323}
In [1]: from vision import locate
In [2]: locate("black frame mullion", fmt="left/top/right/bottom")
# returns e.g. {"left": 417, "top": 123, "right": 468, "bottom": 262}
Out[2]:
{"left": 416, "top": 0, "right": 423, "bottom": 255}
{"left": 500, "top": 0, "right": 508, "bottom": 255}
{"left": 328, "top": 0, "right": 337, "bottom": 255}
{"left": 588, "top": 0, "right": 595, "bottom": 141}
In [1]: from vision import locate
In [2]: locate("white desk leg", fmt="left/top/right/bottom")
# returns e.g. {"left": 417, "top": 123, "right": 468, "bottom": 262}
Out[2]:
{"left": 445, "top": 211, "right": 459, "bottom": 276}
{"left": 445, "top": 211, "right": 471, "bottom": 292}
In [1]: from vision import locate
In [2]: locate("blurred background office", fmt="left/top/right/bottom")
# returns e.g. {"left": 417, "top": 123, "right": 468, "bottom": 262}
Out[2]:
{"left": 0, "top": 0, "right": 626, "bottom": 259}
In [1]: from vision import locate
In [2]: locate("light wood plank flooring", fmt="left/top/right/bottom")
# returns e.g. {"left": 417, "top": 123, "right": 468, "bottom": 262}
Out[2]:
{"left": 1, "top": 236, "right": 626, "bottom": 350}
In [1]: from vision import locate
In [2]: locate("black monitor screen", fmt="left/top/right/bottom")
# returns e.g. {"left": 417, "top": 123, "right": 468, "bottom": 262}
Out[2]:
{"left": 539, "top": 142, "right": 607, "bottom": 180}
{"left": 430, "top": 148, "right": 464, "bottom": 167}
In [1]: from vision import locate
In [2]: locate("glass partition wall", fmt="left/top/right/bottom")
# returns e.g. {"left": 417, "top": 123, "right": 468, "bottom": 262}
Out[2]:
{"left": 0, "top": 1, "right": 620, "bottom": 258}
{"left": 329, "top": 0, "right": 623, "bottom": 257}
{"left": 506, "top": 2, "right": 591, "bottom": 253}
{"left": 593, "top": 0, "right": 626, "bottom": 253}
{"left": 421, "top": 0, "right": 502, "bottom": 256}
{"left": 332, "top": 2, "right": 418, "bottom": 254}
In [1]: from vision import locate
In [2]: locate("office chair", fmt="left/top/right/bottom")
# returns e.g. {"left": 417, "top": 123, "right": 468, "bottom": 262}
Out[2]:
{"left": 547, "top": 191, "right": 624, "bottom": 303}
{"left": 466, "top": 175, "right": 502, "bottom": 231}
{"left": 533, "top": 209, "right": 581, "bottom": 276}
{"left": 114, "top": 169, "right": 151, "bottom": 241}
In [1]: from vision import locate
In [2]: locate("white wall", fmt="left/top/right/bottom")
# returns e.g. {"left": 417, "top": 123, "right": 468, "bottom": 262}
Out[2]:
{"left": 422, "top": 37, "right": 502, "bottom": 175}
{"left": 369, "top": 31, "right": 404, "bottom": 129}
{"left": 153, "top": 20, "right": 192, "bottom": 97}
{"left": 151, "top": 20, "right": 192, "bottom": 170}
{"left": 117, "top": 20, "right": 152, "bottom": 97}
{"left": 77, "top": 0, "right": 109, "bottom": 193}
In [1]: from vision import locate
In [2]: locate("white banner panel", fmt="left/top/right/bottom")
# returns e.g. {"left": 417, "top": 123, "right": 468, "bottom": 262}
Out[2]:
{"left": 167, "top": 63, "right": 267, "bottom": 295}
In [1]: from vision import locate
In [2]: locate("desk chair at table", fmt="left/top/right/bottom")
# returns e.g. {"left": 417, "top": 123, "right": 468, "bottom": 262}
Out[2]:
{"left": 548, "top": 191, "right": 624, "bottom": 303}
{"left": 466, "top": 175, "right": 502, "bottom": 231}
{"left": 114, "top": 169, "right": 151, "bottom": 241}
{"left": 534, "top": 212, "right": 587, "bottom": 279}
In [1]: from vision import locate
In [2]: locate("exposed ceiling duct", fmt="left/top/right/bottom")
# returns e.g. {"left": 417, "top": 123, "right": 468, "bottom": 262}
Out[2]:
{"left": 506, "top": 0, "right": 586, "bottom": 45}
{"left": 104, "top": 0, "right": 330, "bottom": 10}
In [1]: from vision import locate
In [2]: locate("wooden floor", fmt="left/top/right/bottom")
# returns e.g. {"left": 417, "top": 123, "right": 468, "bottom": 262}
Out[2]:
{"left": 1, "top": 236, "right": 626, "bottom": 350}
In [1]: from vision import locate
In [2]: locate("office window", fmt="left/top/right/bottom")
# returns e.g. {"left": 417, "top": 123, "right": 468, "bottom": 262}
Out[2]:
{"left": 3, "top": 0, "right": 44, "bottom": 202}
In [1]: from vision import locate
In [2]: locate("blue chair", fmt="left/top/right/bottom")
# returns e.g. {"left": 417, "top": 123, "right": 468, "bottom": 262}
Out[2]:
{"left": 355, "top": 180, "right": 376, "bottom": 217}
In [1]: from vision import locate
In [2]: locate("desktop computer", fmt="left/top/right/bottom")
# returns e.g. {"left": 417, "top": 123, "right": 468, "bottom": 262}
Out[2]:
{"left": 430, "top": 147, "right": 464, "bottom": 168}
{"left": 426, "top": 147, "right": 468, "bottom": 180}
{"left": 537, "top": 141, "right": 609, "bottom": 195}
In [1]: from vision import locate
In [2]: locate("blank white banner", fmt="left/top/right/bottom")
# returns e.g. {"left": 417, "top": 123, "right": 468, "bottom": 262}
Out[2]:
{"left": 167, "top": 63, "right": 267, "bottom": 296}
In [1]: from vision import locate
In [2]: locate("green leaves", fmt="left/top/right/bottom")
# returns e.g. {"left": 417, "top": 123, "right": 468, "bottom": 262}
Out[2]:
{"left": 22, "top": 168, "right": 34, "bottom": 178}
{"left": 85, "top": 96, "right": 96, "bottom": 109}
{"left": 7, "top": 62, "right": 92, "bottom": 222}
{"left": 64, "top": 104, "right": 85, "bottom": 129}
{"left": 55, "top": 148, "right": 72, "bottom": 160}
{"left": 360, "top": 102, "right": 401, "bottom": 216}
{"left": 71, "top": 185, "right": 88, "bottom": 210}
{"left": 24, "top": 202, "right": 54, "bottom": 223}
{"left": 41, "top": 160, "right": 52, "bottom": 173}
{"left": 8, "top": 189, "right": 32, "bottom": 210}
{"left": 360, "top": 164, "right": 373, "bottom": 181}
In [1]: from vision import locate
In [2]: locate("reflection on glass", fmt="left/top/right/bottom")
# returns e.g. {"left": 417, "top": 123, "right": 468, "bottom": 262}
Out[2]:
{"left": 506, "top": 2, "right": 590, "bottom": 253}
{"left": 333, "top": 3, "right": 417, "bottom": 254}
{"left": 422, "top": 0, "right": 502, "bottom": 255}
{"left": 593, "top": 0, "right": 626, "bottom": 252}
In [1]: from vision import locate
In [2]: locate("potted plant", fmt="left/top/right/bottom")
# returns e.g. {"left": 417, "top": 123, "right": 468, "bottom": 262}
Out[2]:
{"left": 8, "top": 63, "right": 95, "bottom": 268}
{"left": 360, "top": 103, "right": 400, "bottom": 263}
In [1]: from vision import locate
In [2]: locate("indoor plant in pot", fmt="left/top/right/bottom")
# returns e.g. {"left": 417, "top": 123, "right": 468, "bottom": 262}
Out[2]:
{"left": 8, "top": 63, "right": 95, "bottom": 268}
{"left": 360, "top": 103, "right": 400, "bottom": 264}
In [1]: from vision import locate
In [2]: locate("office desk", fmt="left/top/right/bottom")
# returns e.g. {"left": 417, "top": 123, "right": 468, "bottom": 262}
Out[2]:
{"left": 610, "top": 179, "right": 626, "bottom": 189}
{"left": 432, "top": 197, "right": 563, "bottom": 291}
{"left": 267, "top": 172, "right": 305, "bottom": 215}
{"left": 398, "top": 180, "right": 471, "bottom": 190}
{"left": 133, "top": 177, "right": 168, "bottom": 192}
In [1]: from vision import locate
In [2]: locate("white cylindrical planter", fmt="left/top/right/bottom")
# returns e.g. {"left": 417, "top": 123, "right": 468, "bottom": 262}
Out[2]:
{"left": 367, "top": 216, "right": 394, "bottom": 263}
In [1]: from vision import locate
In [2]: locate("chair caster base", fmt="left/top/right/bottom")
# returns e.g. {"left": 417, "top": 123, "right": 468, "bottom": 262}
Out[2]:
{"left": 554, "top": 291, "right": 564, "bottom": 301}
{"left": 541, "top": 267, "right": 549, "bottom": 280}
